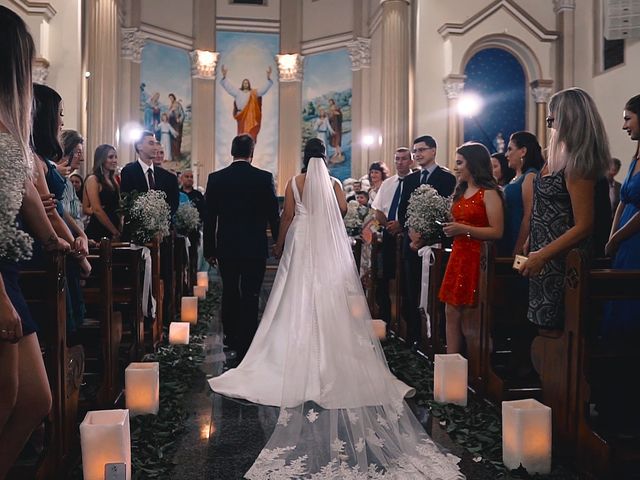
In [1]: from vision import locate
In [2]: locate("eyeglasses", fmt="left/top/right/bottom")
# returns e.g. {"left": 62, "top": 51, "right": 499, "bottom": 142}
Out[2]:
{"left": 546, "top": 116, "right": 554, "bottom": 129}
{"left": 412, "top": 147, "right": 434, "bottom": 154}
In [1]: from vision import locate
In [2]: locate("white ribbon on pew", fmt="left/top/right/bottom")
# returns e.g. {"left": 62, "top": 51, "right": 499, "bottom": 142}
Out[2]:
{"left": 418, "top": 244, "right": 438, "bottom": 338}
{"left": 134, "top": 245, "right": 156, "bottom": 318}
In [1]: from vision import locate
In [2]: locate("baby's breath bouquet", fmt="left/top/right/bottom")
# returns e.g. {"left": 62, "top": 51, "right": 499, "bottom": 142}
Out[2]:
{"left": 405, "top": 184, "right": 451, "bottom": 246}
{"left": 125, "top": 190, "right": 171, "bottom": 244}
{"left": 174, "top": 202, "right": 200, "bottom": 235}
{"left": 343, "top": 200, "right": 371, "bottom": 237}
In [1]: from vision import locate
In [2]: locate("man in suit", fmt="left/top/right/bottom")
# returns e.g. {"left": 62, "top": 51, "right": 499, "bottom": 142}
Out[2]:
{"left": 399, "top": 135, "right": 456, "bottom": 349}
{"left": 204, "top": 134, "right": 280, "bottom": 361}
{"left": 120, "top": 130, "right": 180, "bottom": 215}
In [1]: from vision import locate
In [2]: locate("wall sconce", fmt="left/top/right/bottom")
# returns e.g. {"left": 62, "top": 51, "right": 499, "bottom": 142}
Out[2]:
{"left": 80, "top": 409, "right": 131, "bottom": 480}
{"left": 125, "top": 362, "right": 160, "bottom": 416}
{"left": 275, "top": 53, "right": 304, "bottom": 82}
{"left": 433, "top": 353, "right": 468, "bottom": 406}
{"left": 190, "top": 49, "right": 219, "bottom": 80}
{"left": 502, "top": 399, "right": 552, "bottom": 474}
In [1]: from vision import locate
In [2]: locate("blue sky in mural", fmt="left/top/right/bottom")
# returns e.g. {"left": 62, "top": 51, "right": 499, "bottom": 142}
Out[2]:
{"left": 463, "top": 48, "right": 525, "bottom": 153}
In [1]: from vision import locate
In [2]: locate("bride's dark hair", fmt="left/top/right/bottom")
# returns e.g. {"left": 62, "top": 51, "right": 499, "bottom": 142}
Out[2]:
{"left": 302, "top": 138, "right": 326, "bottom": 173}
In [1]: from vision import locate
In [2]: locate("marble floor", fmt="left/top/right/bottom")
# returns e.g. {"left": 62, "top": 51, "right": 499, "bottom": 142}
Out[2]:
{"left": 169, "top": 270, "right": 498, "bottom": 480}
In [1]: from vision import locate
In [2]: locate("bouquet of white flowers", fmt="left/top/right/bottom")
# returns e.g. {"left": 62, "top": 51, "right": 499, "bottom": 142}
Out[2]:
{"left": 405, "top": 184, "right": 451, "bottom": 246}
{"left": 126, "top": 190, "right": 171, "bottom": 244}
{"left": 343, "top": 200, "right": 371, "bottom": 237}
{"left": 174, "top": 202, "right": 200, "bottom": 235}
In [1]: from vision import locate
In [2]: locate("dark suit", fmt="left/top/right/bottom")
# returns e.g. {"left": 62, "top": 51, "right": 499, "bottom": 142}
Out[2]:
{"left": 204, "top": 160, "right": 280, "bottom": 359}
{"left": 399, "top": 165, "right": 456, "bottom": 344}
{"left": 120, "top": 161, "right": 180, "bottom": 215}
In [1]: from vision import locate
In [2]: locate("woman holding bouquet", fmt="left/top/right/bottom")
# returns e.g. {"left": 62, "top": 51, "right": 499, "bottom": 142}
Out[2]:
{"left": 84, "top": 145, "right": 122, "bottom": 242}
{"left": 439, "top": 142, "right": 504, "bottom": 354}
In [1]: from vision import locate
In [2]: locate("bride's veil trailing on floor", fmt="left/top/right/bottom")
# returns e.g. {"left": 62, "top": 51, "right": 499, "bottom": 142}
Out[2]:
{"left": 244, "top": 157, "right": 463, "bottom": 479}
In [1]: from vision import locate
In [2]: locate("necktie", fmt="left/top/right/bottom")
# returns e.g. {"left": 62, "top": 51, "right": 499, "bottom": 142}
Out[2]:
{"left": 388, "top": 178, "right": 404, "bottom": 221}
{"left": 147, "top": 168, "right": 156, "bottom": 190}
{"left": 421, "top": 169, "right": 429, "bottom": 185}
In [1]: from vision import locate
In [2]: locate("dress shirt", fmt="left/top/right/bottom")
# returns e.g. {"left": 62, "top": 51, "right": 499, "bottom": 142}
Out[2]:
{"left": 371, "top": 174, "right": 406, "bottom": 217}
{"left": 137, "top": 158, "right": 155, "bottom": 190}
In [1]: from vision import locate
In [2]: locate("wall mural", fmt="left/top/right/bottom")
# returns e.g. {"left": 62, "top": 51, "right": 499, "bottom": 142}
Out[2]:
{"left": 140, "top": 40, "right": 192, "bottom": 172}
{"left": 215, "top": 31, "right": 279, "bottom": 176}
{"left": 302, "top": 49, "right": 352, "bottom": 181}
{"left": 463, "top": 48, "right": 526, "bottom": 153}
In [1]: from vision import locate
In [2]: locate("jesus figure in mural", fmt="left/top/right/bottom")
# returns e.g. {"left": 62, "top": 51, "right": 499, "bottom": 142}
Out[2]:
{"left": 220, "top": 65, "right": 273, "bottom": 142}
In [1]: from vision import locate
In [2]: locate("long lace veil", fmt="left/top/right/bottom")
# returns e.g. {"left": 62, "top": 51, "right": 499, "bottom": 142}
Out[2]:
{"left": 245, "top": 157, "right": 463, "bottom": 479}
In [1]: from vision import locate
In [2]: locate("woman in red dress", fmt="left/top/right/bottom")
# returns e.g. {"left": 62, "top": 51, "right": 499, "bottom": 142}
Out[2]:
{"left": 439, "top": 142, "right": 504, "bottom": 353}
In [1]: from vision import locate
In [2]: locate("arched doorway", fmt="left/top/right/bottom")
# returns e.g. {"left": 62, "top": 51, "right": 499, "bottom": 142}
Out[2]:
{"left": 462, "top": 48, "right": 526, "bottom": 153}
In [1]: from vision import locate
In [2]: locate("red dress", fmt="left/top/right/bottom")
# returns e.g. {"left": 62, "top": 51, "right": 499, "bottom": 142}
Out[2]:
{"left": 438, "top": 189, "right": 489, "bottom": 306}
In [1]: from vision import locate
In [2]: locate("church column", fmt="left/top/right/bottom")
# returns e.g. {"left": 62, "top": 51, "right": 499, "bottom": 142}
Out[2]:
{"left": 347, "top": 37, "right": 372, "bottom": 179}
{"left": 380, "top": 0, "right": 410, "bottom": 164}
{"left": 553, "top": 0, "right": 576, "bottom": 88}
{"left": 277, "top": 0, "right": 303, "bottom": 195}
{"left": 443, "top": 74, "right": 465, "bottom": 170}
{"left": 191, "top": 0, "right": 217, "bottom": 187}
{"left": 530, "top": 80, "right": 554, "bottom": 150}
{"left": 86, "top": 0, "right": 120, "bottom": 171}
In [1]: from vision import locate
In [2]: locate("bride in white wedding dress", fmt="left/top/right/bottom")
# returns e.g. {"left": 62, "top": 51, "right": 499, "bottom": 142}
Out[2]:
{"left": 209, "top": 139, "right": 464, "bottom": 479}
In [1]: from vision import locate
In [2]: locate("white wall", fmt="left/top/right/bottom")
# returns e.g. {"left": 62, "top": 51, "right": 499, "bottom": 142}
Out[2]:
{"left": 216, "top": 0, "right": 280, "bottom": 21}
{"left": 141, "top": 0, "right": 193, "bottom": 36}
{"left": 302, "top": 0, "right": 353, "bottom": 41}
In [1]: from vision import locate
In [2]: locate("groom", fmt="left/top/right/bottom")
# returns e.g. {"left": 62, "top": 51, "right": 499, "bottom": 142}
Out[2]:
{"left": 204, "top": 134, "right": 280, "bottom": 361}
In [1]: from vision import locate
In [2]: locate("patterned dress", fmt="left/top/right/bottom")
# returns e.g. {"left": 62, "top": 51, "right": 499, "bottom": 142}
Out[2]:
{"left": 528, "top": 169, "right": 582, "bottom": 329}
{"left": 439, "top": 189, "right": 489, "bottom": 306}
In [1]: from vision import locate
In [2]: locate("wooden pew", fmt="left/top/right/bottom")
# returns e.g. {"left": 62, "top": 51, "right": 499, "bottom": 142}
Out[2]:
{"left": 366, "top": 238, "right": 381, "bottom": 318}
{"left": 476, "top": 243, "right": 541, "bottom": 402}
{"left": 80, "top": 239, "right": 122, "bottom": 408}
{"left": 174, "top": 233, "right": 187, "bottom": 302}
{"left": 13, "top": 253, "right": 83, "bottom": 479}
{"left": 418, "top": 246, "right": 449, "bottom": 358}
{"left": 143, "top": 236, "right": 163, "bottom": 352}
{"left": 111, "top": 244, "right": 145, "bottom": 361}
{"left": 389, "top": 233, "right": 406, "bottom": 339}
{"left": 532, "top": 250, "right": 640, "bottom": 476}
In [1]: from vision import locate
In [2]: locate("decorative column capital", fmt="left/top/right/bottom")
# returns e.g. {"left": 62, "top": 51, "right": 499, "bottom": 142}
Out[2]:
{"left": 347, "top": 37, "right": 372, "bottom": 71}
{"left": 553, "top": 0, "right": 576, "bottom": 14}
{"left": 121, "top": 27, "right": 146, "bottom": 63}
{"left": 189, "top": 50, "right": 219, "bottom": 80}
{"left": 530, "top": 79, "right": 554, "bottom": 103}
{"left": 33, "top": 57, "right": 50, "bottom": 84}
{"left": 275, "top": 53, "right": 304, "bottom": 82}
{"left": 443, "top": 74, "right": 466, "bottom": 99}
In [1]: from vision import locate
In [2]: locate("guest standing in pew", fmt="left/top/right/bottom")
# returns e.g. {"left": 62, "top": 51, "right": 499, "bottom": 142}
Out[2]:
{"left": 371, "top": 148, "right": 414, "bottom": 326}
{"left": 438, "top": 142, "right": 504, "bottom": 354}
{"left": 180, "top": 169, "right": 206, "bottom": 221}
{"left": 400, "top": 135, "right": 456, "bottom": 349}
{"left": 31, "top": 84, "right": 90, "bottom": 337}
{"left": 490, "top": 152, "right": 515, "bottom": 188}
{"left": 203, "top": 134, "right": 280, "bottom": 362}
{"left": 120, "top": 130, "right": 179, "bottom": 216}
{"left": 520, "top": 88, "right": 611, "bottom": 336}
{"left": 499, "top": 131, "right": 544, "bottom": 256}
{"left": 603, "top": 94, "right": 640, "bottom": 343}
{"left": 367, "top": 161, "right": 390, "bottom": 205}
{"left": 607, "top": 157, "right": 622, "bottom": 216}
{"left": 84, "top": 145, "right": 122, "bottom": 242}
{"left": 0, "top": 7, "right": 70, "bottom": 477}
{"left": 59, "top": 130, "right": 86, "bottom": 231}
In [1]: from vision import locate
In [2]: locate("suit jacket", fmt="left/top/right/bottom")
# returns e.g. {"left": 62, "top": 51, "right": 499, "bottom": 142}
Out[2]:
{"left": 398, "top": 165, "right": 456, "bottom": 227}
{"left": 203, "top": 161, "right": 280, "bottom": 260}
{"left": 120, "top": 161, "right": 180, "bottom": 215}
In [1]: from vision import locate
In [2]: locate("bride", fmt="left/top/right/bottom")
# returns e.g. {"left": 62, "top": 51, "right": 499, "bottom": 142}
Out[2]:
{"left": 209, "top": 138, "right": 463, "bottom": 479}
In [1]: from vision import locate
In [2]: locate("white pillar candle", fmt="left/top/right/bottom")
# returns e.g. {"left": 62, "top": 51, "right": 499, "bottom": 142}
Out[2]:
{"left": 433, "top": 353, "right": 468, "bottom": 406}
{"left": 348, "top": 294, "right": 368, "bottom": 319}
{"left": 181, "top": 296, "right": 198, "bottom": 324}
{"left": 502, "top": 399, "right": 552, "bottom": 474}
{"left": 125, "top": 362, "right": 159, "bottom": 416}
{"left": 169, "top": 322, "right": 190, "bottom": 344}
{"left": 80, "top": 409, "right": 131, "bottom": 480}
{"left": 196, "top": 271, "right": 209, "bottom": 291}
{"left": 371, "top": 319, "right": 387, "bottom": 340}
{"left": 193, "top": 285, "right": 206, "bottom": 299}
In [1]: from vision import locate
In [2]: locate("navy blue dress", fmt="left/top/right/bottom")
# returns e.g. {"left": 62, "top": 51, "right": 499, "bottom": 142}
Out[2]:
{"left": 499, "top": 168, "right": 538, "bottom": 255}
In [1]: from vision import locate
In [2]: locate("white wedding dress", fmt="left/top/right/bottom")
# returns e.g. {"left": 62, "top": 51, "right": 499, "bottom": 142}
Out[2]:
{"left": 209, "top": 158, "right": 464, "bottom": 479}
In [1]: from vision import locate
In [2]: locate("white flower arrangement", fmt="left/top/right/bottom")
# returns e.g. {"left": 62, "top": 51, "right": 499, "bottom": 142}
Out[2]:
{"left": 405, "top": 184, "right": 451, "bottom": 246}
{"left": 343, "top": 200, "right": 371, "bottom": 237}
{"left": 128, "top": 190, "right": 171, "bottom": 244}
{"left": 0, "top": 136, "right": 32, "bottom": 262}
{"left": 174, "top": 202, "right": 200, "bottom": 235}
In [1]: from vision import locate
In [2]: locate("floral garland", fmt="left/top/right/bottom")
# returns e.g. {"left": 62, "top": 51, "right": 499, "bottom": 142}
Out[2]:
{"left": 405, "top": 185, "right": 451, "bottom": 246}
{"left": 0, "top": 135, "right": 33, "bottom": 262}
{"left": 124, "top": 190, "right": 171, "bottom": 245}
{"left": 174, "top": 202, "right": 200, "bottom": 235}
